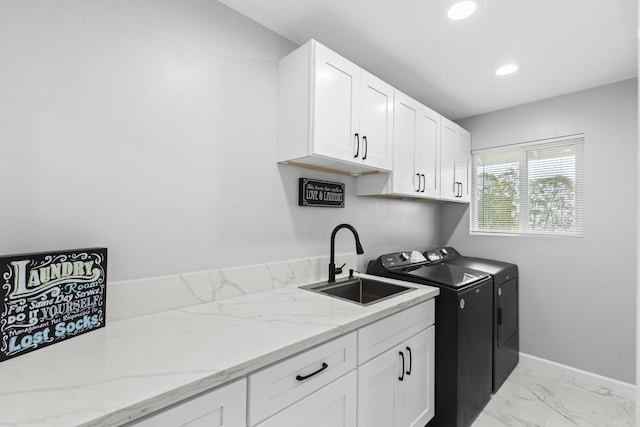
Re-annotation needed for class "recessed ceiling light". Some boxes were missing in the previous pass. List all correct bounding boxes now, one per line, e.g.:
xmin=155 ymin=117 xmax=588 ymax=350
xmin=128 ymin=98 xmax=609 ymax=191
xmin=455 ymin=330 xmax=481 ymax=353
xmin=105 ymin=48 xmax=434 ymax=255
xmin=448 ymin=1 xmax=477 ymax=20
xmin=495 ymin=63 xmax=521 ymax=76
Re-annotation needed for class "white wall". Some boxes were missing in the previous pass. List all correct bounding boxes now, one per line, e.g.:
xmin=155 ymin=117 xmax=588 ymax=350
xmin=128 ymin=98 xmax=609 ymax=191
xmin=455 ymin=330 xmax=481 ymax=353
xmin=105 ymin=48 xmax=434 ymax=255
xmin=0 ymin=0 xmax=440 ymax=281
xmin=442 ymin=79 xmax=638 ymax=383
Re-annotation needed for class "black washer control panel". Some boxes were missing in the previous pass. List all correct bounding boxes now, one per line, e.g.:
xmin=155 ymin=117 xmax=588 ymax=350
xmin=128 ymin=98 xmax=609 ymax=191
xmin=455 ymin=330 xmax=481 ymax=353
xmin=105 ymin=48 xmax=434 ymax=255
xmin=424 ymin=246 xmax=461 ymax=262
xmin=380 ymin=251 xmax=428 ymax=270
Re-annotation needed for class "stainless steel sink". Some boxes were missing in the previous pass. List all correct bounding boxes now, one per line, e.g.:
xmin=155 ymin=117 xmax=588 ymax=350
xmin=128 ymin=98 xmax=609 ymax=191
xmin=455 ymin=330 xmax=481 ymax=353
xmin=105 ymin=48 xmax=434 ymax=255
xmin=301 ymin=276 xmax=415 ymax=306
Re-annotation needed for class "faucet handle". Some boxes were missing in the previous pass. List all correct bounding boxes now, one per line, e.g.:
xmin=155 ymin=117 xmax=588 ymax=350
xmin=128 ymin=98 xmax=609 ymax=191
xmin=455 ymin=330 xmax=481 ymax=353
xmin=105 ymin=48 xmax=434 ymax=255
xmin=334 ymin=262 xmax=347 ymax=275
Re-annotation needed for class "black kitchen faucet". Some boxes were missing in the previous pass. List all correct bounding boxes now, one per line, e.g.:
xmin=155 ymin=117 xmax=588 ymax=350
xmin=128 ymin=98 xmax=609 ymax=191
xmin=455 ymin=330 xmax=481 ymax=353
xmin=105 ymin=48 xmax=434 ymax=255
xmin=328 ymin=224 xmax=364 ymax=283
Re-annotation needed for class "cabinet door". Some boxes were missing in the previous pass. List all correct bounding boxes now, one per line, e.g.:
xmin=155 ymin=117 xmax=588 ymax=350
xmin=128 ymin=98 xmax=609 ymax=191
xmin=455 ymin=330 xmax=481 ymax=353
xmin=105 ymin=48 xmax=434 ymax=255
xmin=440 ymin=118 xmax=470 ymax=202
xmin=359 ymin=71 xmax=393 ymax=171
xmin=415 ymin=106 xmax=440 ymax=199
xmin=312 ymin=43 xmax=360 ymax=164
xmin=392 ymin=92 xmax=420 ymax=196
xmin=455 ymin=127 xmax=471 ymax=202
xmin=357 ymin=346 xmax=402 ymax=427
xmin=399 ymin=327 xmax=435 ymax=427
xmin=128 ymin=378 xmax=246 ymax=427
xmin=440 ymin=117 xmax=458 ymax=201
xmin=255 ymin=371 xmax=357 ymax=427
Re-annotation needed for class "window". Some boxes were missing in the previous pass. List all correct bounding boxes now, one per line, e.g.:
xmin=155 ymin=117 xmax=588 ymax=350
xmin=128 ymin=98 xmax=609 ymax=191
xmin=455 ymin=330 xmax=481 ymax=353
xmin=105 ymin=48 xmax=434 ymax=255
xmin=471 ymin=134 xmax=584 ymax=237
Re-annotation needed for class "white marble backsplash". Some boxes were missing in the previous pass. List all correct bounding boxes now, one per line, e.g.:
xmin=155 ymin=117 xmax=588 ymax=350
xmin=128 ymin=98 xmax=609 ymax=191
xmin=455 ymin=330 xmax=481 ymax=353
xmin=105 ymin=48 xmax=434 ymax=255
xmin=106 ymin=253 xmax=357 ymax=321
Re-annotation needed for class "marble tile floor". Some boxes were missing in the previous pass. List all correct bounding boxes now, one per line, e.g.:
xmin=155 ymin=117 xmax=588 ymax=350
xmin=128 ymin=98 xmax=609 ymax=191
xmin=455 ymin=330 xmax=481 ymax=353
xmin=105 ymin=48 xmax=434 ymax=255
xmin=471 ymin=362 xmax=636 ymax=427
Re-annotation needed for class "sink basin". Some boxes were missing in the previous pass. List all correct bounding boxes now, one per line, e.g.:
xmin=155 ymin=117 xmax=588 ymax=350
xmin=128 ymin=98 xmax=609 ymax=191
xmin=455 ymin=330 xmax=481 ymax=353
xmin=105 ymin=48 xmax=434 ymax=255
xmin=301 ymin=277 xmax=415 ymax=306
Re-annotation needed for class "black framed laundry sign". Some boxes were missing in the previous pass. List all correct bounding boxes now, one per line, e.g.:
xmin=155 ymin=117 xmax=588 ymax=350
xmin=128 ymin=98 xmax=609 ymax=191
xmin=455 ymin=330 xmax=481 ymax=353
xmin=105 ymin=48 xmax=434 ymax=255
xmin=299 ymin=178 xmax=345 ymax=208
xmin=0 ymin=248 xmax=107 ymax=362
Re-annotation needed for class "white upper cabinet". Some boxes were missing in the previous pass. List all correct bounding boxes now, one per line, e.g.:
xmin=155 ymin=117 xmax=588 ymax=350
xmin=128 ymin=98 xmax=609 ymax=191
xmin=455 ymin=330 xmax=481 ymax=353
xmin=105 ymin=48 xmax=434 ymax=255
xmin=414 ymin=99 xmax=440 ymax=199
xmin=277 ymin=39 xmax=393 ymax=175
xmin=312 ymin=44 xmax=360 ymax=164
xmin=279 ymin=39 xmax=471 ymax=202
xmin=358 ymin=71 xmax=394 ymax=170
xmin=357 ymin=90 xmax=439 ymax=199
xmin=391 ymin=92 xmax=421 ymax=195
xmin=440 ymin=117 xmax=471 ymax=202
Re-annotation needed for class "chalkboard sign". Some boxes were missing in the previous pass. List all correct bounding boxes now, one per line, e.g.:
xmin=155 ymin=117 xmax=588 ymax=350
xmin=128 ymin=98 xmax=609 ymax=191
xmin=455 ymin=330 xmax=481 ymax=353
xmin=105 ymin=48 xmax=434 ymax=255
xmin=0 ymin=248 xmax=107 ymax=362
xmin=299 ymin=178 xmax=345 ymax=208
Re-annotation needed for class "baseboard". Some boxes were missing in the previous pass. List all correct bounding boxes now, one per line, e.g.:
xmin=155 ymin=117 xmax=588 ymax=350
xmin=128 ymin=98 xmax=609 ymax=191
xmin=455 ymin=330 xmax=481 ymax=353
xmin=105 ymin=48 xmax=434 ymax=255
xmin=519 ymin=352 xmax=636 ymax=397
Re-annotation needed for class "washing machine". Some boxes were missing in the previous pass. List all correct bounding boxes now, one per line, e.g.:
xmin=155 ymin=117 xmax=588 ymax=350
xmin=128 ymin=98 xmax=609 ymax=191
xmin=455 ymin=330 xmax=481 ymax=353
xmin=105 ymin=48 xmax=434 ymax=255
xmin=424 ymin=247 xmax=519 ymax=392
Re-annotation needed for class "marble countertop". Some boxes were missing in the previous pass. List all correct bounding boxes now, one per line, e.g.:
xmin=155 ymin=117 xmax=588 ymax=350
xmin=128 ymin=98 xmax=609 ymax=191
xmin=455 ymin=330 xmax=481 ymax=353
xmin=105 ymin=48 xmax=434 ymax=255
xmin=0 ymin=273 xmax=438 ymax=427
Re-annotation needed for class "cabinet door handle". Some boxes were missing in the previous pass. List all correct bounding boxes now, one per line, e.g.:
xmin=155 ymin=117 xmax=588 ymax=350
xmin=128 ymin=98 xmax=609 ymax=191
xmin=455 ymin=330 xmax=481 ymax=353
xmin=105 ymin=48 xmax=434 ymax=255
xmin=362 ymin=136 xmax=368 ymax=160
xmin=415 ymin=173 xmax=421 ymax=192
xmin=398 ymin=351 xmax=405 ymax=381
xmin=354 ymin=133 xmax=360 ymax=158
xmin=295 ymin=362 xmax=328 ymax=381
xmin=421 ymin=174 xmax=426 ymax=193
xmin=459 ymin=182 xmax=463 ymax=197
xmin=498 ymin=308 xmax=502 ymax=326
xmin=406 ymin=346 xmax=412 ymax=375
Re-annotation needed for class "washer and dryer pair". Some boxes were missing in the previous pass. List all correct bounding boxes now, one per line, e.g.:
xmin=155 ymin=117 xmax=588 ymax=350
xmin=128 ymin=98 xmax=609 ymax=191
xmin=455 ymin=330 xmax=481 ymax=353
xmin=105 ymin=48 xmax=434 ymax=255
xmin=367 ymin=247 xmax=518 ymax=427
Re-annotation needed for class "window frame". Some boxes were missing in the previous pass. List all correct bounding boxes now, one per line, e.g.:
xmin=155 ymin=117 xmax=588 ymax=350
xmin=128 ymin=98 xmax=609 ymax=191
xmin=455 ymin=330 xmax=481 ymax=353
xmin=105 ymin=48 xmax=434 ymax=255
xmin=470 ymin=134 xmax=585 ymax=238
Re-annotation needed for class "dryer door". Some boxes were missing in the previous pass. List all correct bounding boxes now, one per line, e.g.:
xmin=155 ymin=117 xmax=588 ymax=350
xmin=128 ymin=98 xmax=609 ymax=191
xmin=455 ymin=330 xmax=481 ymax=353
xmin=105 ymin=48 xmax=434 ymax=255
xmin=497 ymin=278 xmax=518 ymax=347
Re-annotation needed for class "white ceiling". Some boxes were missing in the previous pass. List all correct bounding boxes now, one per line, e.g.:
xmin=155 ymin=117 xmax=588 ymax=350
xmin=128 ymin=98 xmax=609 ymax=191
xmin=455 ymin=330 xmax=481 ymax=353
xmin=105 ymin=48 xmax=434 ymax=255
xmin=218 ymin=0 xmax=638 ymax=120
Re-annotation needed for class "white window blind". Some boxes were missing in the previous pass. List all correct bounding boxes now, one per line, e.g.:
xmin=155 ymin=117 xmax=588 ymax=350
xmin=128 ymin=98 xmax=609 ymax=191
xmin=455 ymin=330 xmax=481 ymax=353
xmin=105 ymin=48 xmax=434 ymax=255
xmin=471 ymin=134 xmax=584 ymax=237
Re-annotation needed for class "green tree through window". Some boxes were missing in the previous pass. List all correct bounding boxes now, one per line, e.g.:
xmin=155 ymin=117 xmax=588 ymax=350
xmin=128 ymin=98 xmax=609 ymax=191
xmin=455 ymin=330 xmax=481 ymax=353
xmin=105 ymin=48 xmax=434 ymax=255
xmin=529 ymin=175 xmax=575 ymax=232
xmin=477 ymin=169 xmax=518 ymax=231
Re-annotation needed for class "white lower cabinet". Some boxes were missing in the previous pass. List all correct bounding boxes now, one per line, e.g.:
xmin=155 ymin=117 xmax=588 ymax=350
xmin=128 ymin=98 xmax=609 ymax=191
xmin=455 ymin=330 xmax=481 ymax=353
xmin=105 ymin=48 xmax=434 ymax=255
xmin=358 ymin=328 xmax=435 ymax=427
xmin=399 ymin=328 xmax=436 ymax=427
xmin=127 ymin=378 xmax=246 ymax=427
xmin=248 ymin=332 xmax=357 ymax=426
xmin=255 ymin=370 xmax=357 ymax=427
xmin=129 ymin=300 xmax=436 ymax=427
xmin=357 ymin=301 xmax=435 ymax=427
